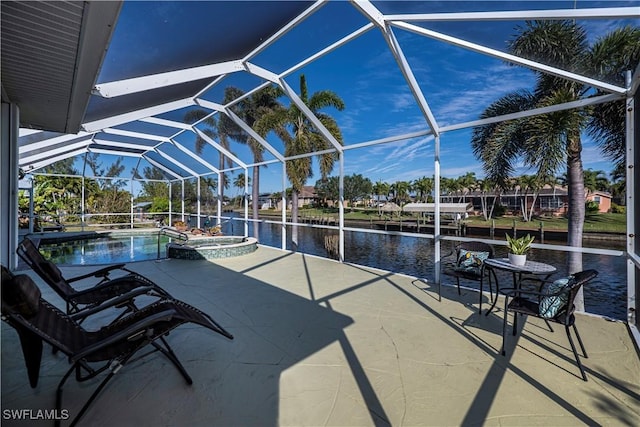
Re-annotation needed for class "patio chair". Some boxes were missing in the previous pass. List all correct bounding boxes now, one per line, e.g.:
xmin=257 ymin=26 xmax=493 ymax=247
xmin=442 ymin=241 xmax=497 ymax=312
xmin=500 ymin=269 xmax=599 ymax=381
xmin=1 ymin=269 xmax=233 ymax=427
xmin=16 ymin=237 xmax=172 ymax=319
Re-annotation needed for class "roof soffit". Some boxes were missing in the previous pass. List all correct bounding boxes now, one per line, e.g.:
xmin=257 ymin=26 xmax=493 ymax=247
xmin=1 ymin=1 xmax=122 ymax=133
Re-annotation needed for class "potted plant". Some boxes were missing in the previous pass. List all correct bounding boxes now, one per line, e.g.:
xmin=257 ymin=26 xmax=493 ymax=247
xmin=506 ymin=233 xmax=534 ymax=266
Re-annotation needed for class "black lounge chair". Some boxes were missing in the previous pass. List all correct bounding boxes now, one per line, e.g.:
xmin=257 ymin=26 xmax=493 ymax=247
xmin=1 ymin=267 xmax=233 ymax=427
xmin=500 ymin=269 xmax=599 ymax=381
xmin=17 ymin=237 xmax=171 ymax=319
xmin=442 ymin=241 xmax=497 ymax=311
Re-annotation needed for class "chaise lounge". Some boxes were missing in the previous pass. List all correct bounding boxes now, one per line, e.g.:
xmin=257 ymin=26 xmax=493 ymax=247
xmin=1 ymin=266 xmax=233 ymax=427
xmin=17 ymin=237 xmax=171 ymax=320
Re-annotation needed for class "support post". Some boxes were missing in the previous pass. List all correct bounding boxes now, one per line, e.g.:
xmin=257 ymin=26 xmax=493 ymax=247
xmin=217 ymin=172 xmax=222 ymax=225
xmin=168 ymin=181 xmax=173 ymax=227
xmin=82 ymin=152 xmax=88 ymax=230
xmin=28 ymin=179 xmax=34 ymax=234
xmin=338 ymin=152 xmax=345 ymax=262
xmin=197 ymin=177 xmax=201 ymax=229
xmin=81 ymin=176 xmax=86 ymax=230
xmin=281 ymin=162 xmax=287 ymax=250
xmin=130 ymin=178 xmax=134 ymax=229
xmin=434 ymin=135 xmax=441 ymax=300
xmin=181 ymin=179 xmax=185 ymax=222
xmin=244 ymin=169 xmax=249 ymax=237
xmin=0 ymin=102 xmax=20 ymax=269
xmin=626 ymin=70 xmax=638 ymax=336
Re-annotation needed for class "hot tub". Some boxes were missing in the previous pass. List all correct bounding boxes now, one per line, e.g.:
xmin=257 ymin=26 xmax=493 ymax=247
xmin=166 ymin=236 xmax=258 ymax=260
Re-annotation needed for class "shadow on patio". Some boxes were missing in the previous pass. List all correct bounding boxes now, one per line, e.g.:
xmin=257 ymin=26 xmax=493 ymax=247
xmin=2 ymin=246 xmax=639 ymax=426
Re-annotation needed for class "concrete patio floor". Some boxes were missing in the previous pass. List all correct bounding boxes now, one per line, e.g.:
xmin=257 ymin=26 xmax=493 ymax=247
xmin=2 ymin=245 xmax=639 ymax=426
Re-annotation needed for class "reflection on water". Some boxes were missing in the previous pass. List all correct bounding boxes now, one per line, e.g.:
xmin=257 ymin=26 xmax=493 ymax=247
xmin=41 ymin=235 xmax=172 ymax=265
xmin=250 ymin=222 xmax=627 ymax=321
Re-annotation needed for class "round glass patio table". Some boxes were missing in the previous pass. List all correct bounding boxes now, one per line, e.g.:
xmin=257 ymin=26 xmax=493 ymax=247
xmin=482 ymin=258 xmax=557 ymax=315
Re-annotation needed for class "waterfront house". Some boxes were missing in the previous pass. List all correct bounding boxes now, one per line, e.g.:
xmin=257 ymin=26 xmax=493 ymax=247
xmin=466 ymin=185 xmax=613 ymax=217
xmin=586 ymin=190 xmax=613 ymax=213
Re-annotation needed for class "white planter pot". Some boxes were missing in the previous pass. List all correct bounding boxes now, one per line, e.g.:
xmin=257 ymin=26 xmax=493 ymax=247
xmin=508 ymin=253 xmax=527 ymax=266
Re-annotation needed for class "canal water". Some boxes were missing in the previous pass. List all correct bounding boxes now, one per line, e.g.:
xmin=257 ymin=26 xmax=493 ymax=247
xmin=233 ymin=219 xmax=628 ymax=321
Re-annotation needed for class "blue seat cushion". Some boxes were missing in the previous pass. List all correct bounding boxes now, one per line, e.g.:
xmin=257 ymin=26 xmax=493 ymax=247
xmin=454 ymin=249 xmax=489 ymax=276
xmin=539 ymin=276 xmax=573 ymax=319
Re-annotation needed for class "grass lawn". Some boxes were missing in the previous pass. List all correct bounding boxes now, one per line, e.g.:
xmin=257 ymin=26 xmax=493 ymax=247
xmin=288 ymin=208 xmax=627 ymax=234
xmin=465 ymin=213 xmax=626 ymax=234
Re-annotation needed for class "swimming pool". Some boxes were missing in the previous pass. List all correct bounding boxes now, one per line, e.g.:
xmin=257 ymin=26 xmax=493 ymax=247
xmin=39 ymin=234 xmax=173 ymax=265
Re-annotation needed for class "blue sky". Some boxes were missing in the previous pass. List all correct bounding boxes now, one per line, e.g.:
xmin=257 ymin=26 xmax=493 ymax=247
xmin=82 ymin=1 xmax=639 ymax=196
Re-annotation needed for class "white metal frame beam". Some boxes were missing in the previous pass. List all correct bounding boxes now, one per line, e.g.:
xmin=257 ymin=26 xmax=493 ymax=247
xmin=91 ymin=139 xmax=158 ymax=151
xmin=102 ymin=127 xmax=170 ymax=142
xmin=155 ymin=149 xmax=200 ymax=177
xmin=223 ymin=108 xmax=285 ymax=162
xmin=171 ymin=140 xmax=220 ymax=173
xmin=82 ymin=98 xmax=196 ymax=132
xmin=88 ymin=148 xmax=142 ymax=157
xmin=93 ymin=60 xmax=245 ymax=98
xmin=440 ymin=93 xmax=624 ymax=133
xmin=143 ymin=155 xmax=183 ymax=180
xmin=391 ymin=21 xmax=627 ymax=95
xmin=191 ymin=113 xmax=248 ymax=168
xmin=279 ymin=78 xmax=345 ymax=151
xmin=19 ymin=132 xmax=94 ymax=154
xmin=139 ymin=116 xmax=192 ymax=130
xmin=25 ymin=148 xmax=89 ymax=172
xmin=386 ymin=25 xmax=440 ymax=136
xmin=19 ymin=139 xmax=93 ymax=166
xmin=385 ymin=7 xmax=640 ymax=22
xmin=353 ymin=0 xmax=440 ymax=136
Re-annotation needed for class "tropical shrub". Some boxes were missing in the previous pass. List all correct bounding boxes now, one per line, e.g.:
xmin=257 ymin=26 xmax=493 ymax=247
xmin=611 ymin=203 xmax=626 ymax=214
xmin=585 ymin=201 xmax=600 ymax=214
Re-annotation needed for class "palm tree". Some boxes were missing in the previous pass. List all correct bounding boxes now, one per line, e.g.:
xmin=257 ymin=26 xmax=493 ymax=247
xmin=224 ymin=85 xmax=283 ymax=237
xmin=518 ymin=174 xmax=543 ymax=222
xmin=476 ymin=178 xmax=499 ymax=220
xmin=609 ymin=164 xmax=626 ymax=204
xmin=233 ymin=173 xmax=250 ymax=207
xmin=391 ymin=181 xmax=411 ymax=206
xmin=439 ymin=177 xmax=455 ymax=202
xmin=457 ymin=172 xmax=477 ymax=204
xmin=471 ymin=21 xmax=639 ymax=298
xmin=588 ymin=26 xmax=640 ymax=174
xmin=184 ymin=86 xmax=282 ymax=232
xmin=256 ymin=74 xmax=344 ymax=247
xmin=583 ymin=169 xmax=610 ymax=194
xmin=412 ymin=176 xmax=433 ymax=202
xmin=183 ymin=110 xmax=229 ymax=206
xmin=447 ymin=177 xmax=463 ymax=203
xmin=372 ymin=180 xmax=390 ymax=215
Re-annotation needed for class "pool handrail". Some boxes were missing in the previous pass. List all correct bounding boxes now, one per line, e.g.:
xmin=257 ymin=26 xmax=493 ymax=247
xmin=158 ymin=227 xmax=189 ymax=259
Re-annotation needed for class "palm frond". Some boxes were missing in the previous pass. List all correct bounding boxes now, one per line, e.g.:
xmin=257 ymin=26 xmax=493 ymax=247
xmin=587 ymin=25 xmax=640 ymax=86
xmin=509 ymin=20 xmax=588 ymax=72
xmin=471 ymin=91 xmax=535 ymax=188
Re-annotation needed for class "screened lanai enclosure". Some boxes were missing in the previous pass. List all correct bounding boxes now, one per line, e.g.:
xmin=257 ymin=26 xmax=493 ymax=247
xmin=1 ymin=1 xmax=639 ymax=344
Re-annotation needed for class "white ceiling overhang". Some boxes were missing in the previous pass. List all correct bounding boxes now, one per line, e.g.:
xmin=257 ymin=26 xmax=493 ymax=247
xmin=1 ymin=0 xmax=122 ymax=133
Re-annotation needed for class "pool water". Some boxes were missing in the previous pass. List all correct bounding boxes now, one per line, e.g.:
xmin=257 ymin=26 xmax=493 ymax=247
xmin=40 ymin=235 xmax=173 ymax=265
